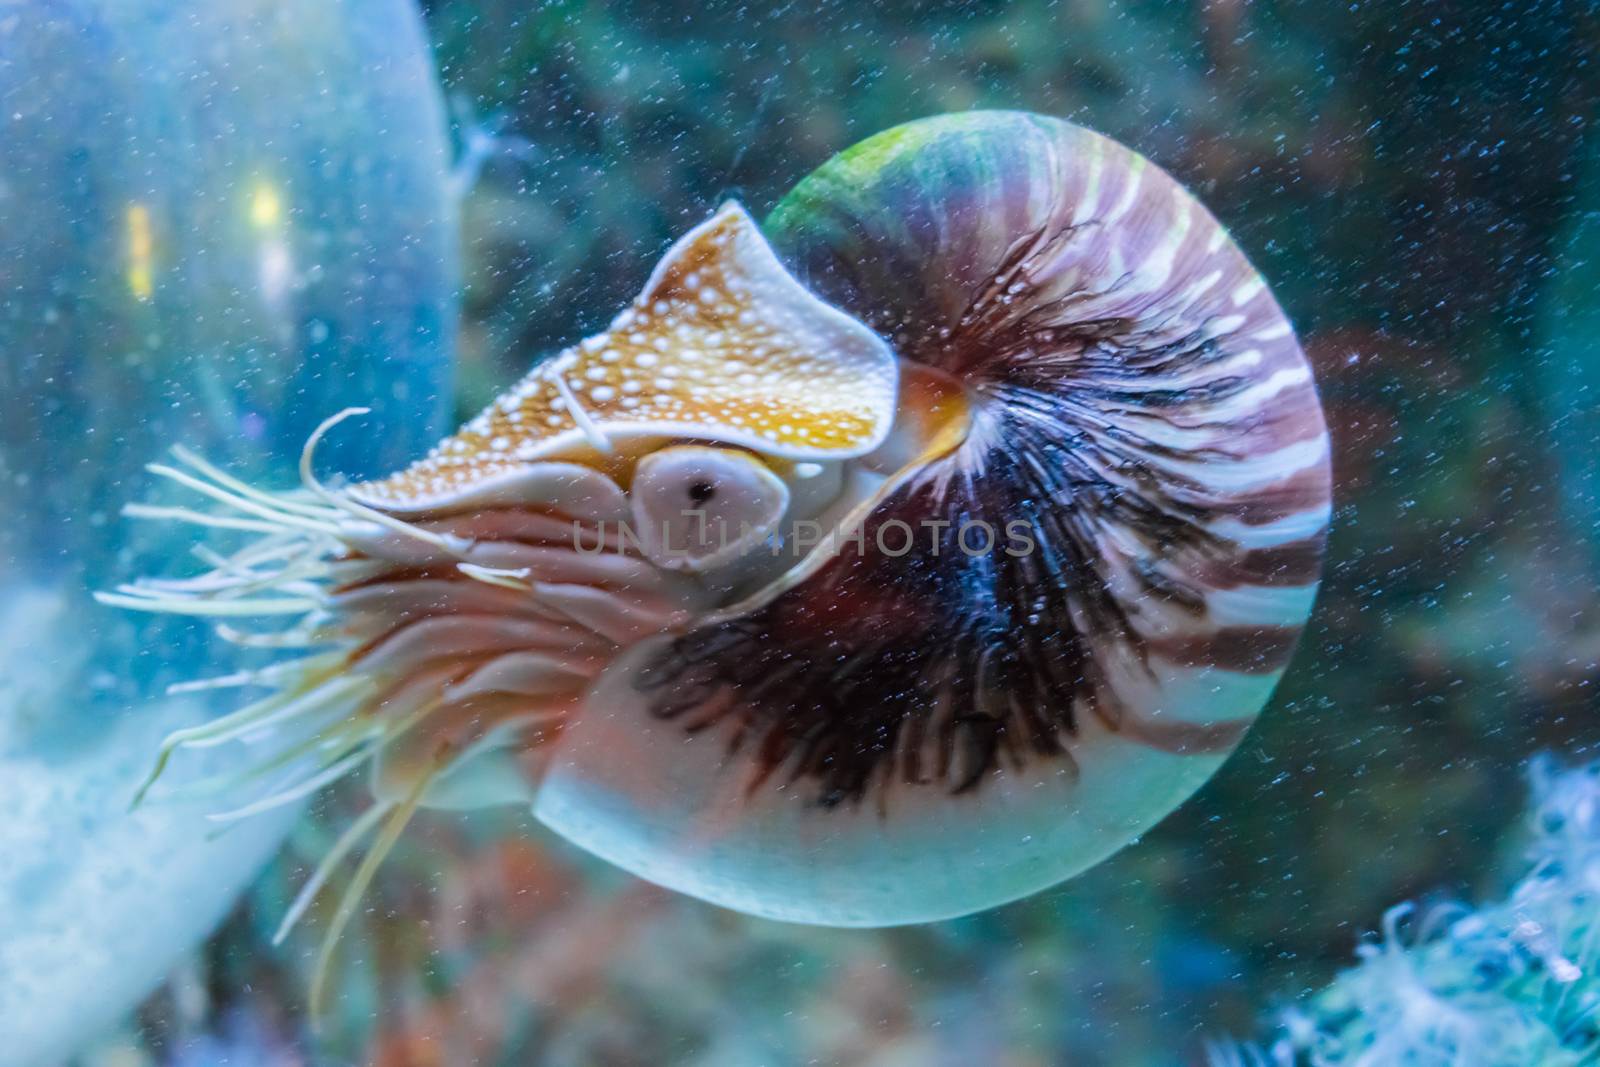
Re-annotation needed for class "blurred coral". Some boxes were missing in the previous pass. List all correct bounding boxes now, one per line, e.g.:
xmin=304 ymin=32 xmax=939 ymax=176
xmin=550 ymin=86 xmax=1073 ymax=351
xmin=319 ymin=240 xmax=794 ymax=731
xmin=1220 ymin=756 xmax=1600 ymax=1066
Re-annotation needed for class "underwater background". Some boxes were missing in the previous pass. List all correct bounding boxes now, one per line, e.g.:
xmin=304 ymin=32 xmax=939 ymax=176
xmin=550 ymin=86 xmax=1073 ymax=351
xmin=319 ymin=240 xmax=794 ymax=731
xmin=2 ymin=0 xmax=1599 ymax=1064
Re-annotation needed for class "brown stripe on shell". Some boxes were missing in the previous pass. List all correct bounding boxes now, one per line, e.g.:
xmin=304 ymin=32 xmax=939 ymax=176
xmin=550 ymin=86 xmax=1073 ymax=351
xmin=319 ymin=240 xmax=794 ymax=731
xmin=1149 ymin=625 xmax=1302 ymax=674
xmin=1198 ymin=461 xmax=1332 ymax=527
xmin=1114 ymin=378 xmax=1327 ymax=453
xmin=1198 ymin=536 xmax=1327 ymax=589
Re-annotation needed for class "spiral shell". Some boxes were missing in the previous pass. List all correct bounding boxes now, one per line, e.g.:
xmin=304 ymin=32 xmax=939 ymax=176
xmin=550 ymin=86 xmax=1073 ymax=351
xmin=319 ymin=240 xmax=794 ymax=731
xmin=535 ymin=112 xmax=1331 ymax=923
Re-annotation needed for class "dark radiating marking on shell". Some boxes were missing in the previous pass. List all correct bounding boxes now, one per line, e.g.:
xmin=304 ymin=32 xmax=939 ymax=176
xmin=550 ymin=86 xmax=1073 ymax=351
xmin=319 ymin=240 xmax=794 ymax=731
xmin=636 ymin=517 xmax=1097 ymax=808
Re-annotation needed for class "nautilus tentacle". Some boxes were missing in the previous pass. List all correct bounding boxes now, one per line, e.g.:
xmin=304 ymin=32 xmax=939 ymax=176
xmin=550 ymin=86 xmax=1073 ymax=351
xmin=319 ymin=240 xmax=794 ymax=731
xmin=534 ymin=112 xmax=1331 ymax=923
xmin=105 ymin=112 xmax=1329 ymax=949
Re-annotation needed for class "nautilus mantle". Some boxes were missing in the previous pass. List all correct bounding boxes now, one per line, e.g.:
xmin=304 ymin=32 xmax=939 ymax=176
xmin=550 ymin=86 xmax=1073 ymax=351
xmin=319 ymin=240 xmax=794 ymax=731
xmin=107 ymin=112 xmax=1331 ymax=941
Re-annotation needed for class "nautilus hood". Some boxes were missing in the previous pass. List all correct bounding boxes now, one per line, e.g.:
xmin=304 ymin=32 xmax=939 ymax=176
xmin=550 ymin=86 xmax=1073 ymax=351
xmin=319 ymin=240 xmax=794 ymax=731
xmin=352 ymin=202 xmax=901 ymax=513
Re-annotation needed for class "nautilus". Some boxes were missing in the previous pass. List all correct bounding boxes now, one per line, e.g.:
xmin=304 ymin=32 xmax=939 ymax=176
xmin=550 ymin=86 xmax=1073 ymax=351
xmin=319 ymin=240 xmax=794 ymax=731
xmin=104 ymin=112 xmax=1330 ymax=981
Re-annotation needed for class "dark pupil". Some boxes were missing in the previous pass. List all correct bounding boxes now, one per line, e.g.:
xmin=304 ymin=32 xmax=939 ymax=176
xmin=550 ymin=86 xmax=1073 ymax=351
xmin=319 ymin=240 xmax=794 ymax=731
xmin=687 ymin=480 xmax=716 ymax=504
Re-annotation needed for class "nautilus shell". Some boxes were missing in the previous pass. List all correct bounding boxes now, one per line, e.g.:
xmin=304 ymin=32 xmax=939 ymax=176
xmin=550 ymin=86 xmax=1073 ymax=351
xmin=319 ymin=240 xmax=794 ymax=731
xmin=107 ymin=112 xmax=1330 ymax=952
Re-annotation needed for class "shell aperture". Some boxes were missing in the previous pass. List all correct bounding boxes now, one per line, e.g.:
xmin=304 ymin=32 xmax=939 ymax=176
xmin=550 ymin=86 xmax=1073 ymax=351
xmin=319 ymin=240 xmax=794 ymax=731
xmin=105 ymin=112 xmax=1329 ymax=946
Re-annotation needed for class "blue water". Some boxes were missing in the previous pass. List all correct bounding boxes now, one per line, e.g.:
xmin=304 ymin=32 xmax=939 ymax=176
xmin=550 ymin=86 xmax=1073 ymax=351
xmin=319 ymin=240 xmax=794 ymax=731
xmin=0 ymin=3 xmax=455 ymax=1061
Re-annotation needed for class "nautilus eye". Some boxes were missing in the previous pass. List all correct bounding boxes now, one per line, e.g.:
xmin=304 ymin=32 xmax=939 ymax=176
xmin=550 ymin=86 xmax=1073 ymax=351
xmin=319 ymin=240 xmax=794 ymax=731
xmin=629 ymin=446 xmax=790 ymax=572
xmin=107 ymin=110 xmax=1330 ymax=957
